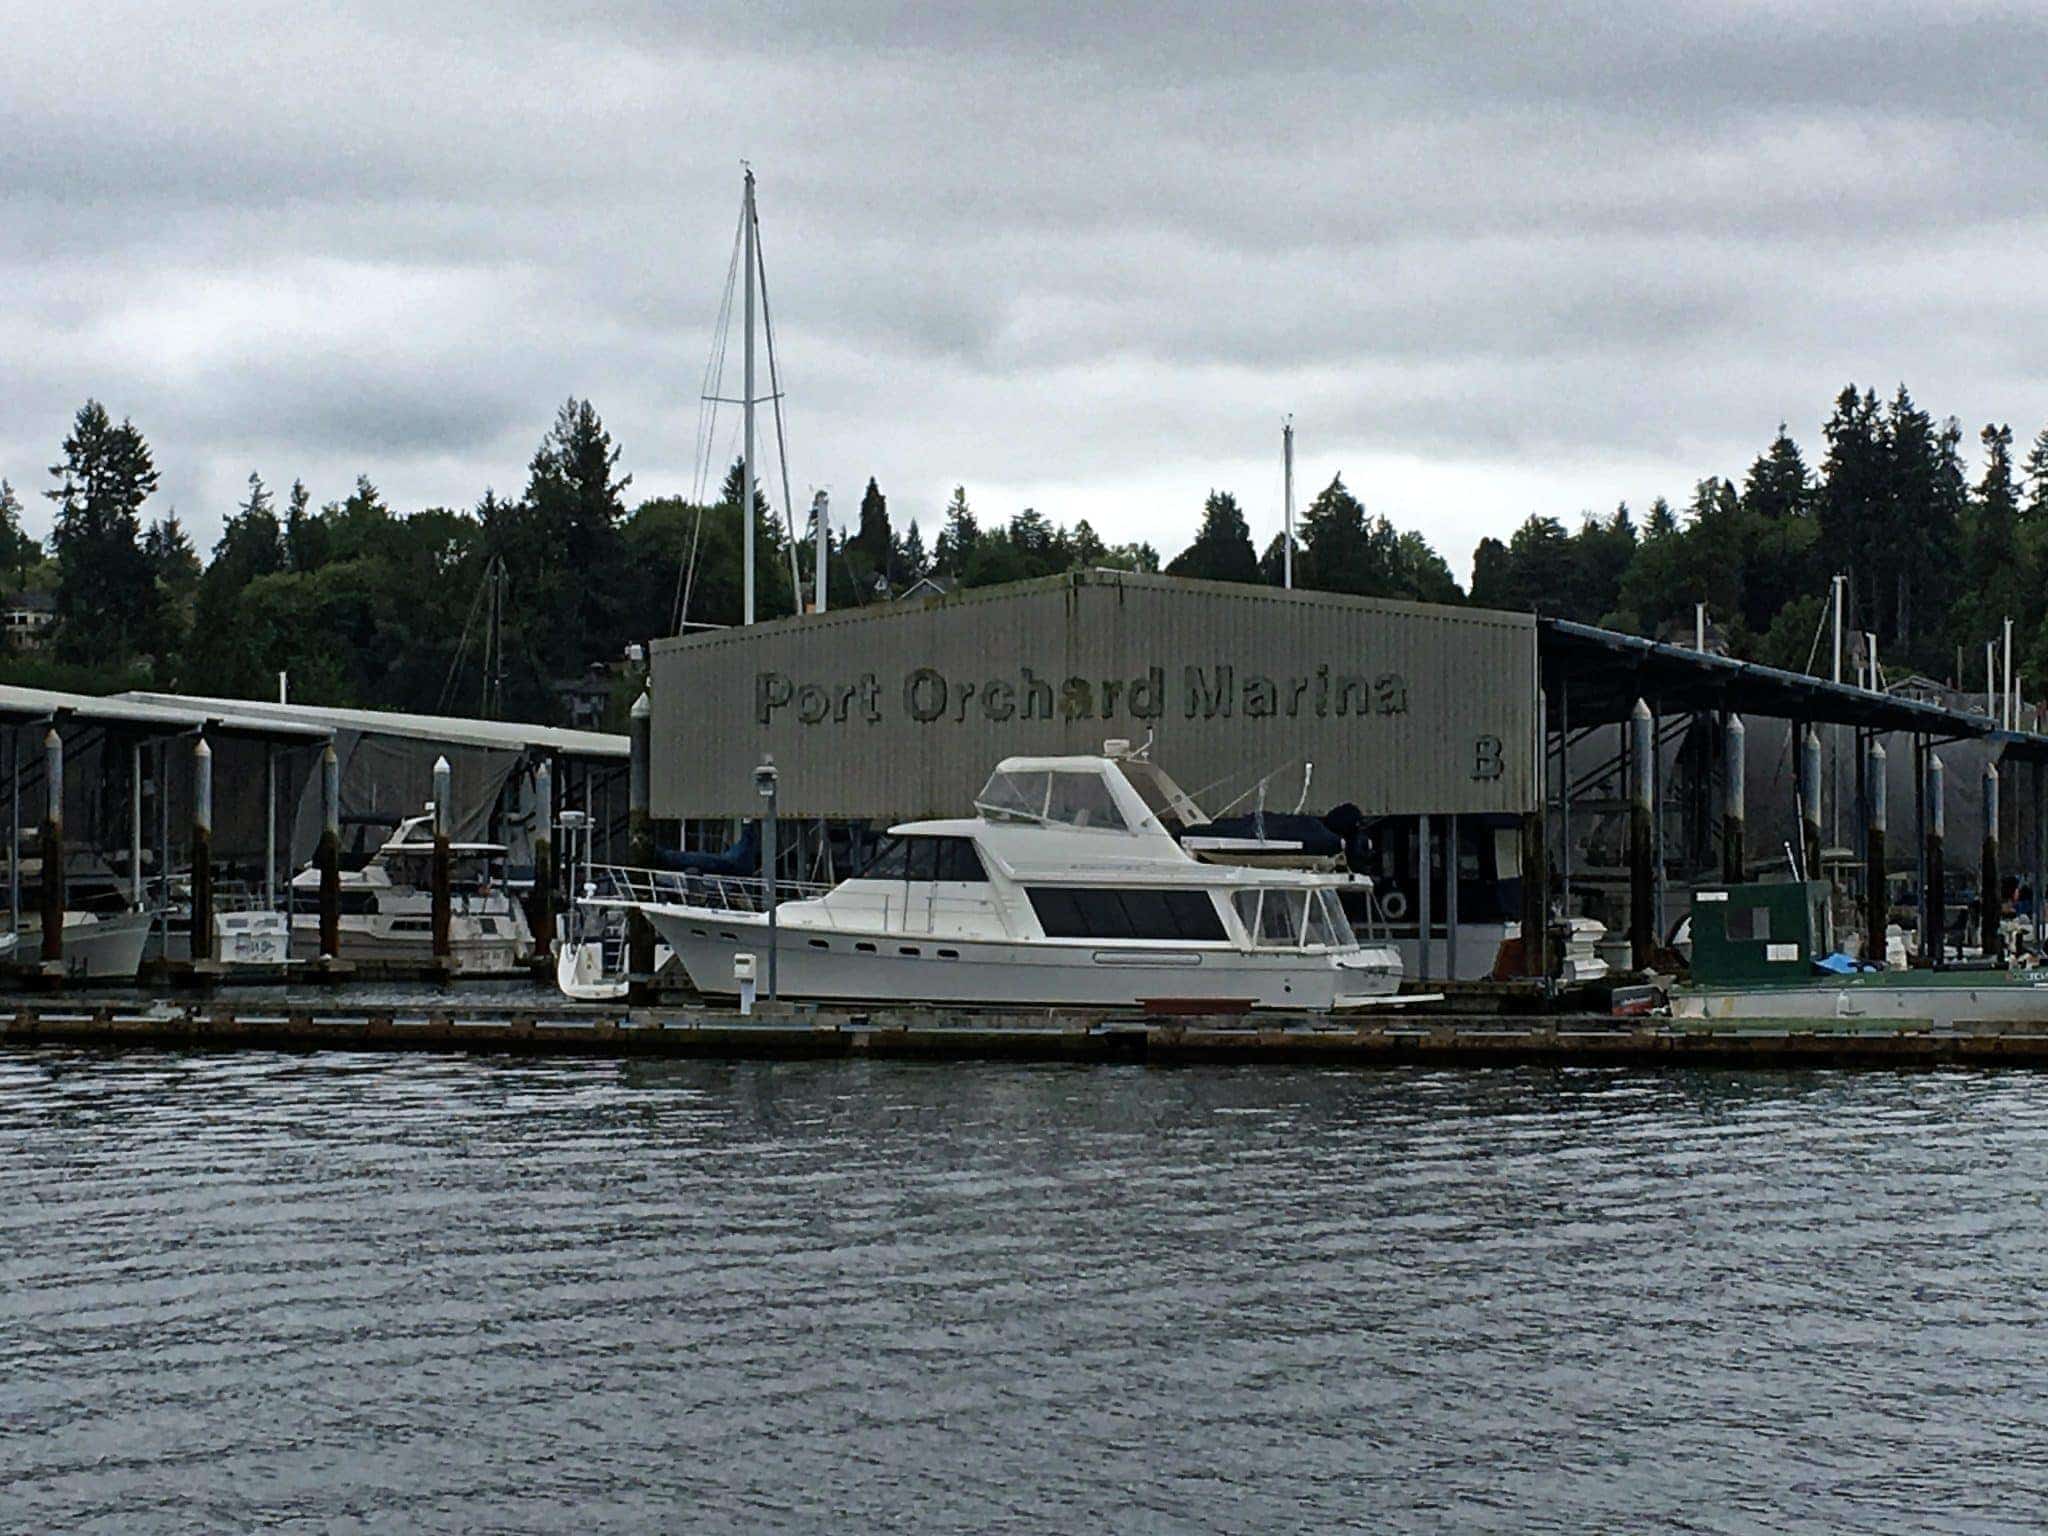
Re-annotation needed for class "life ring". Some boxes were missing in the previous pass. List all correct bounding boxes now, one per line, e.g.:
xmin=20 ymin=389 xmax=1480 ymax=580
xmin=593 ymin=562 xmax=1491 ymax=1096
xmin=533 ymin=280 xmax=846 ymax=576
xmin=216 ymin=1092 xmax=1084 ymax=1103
xmin=1380 ymin=888 xmax=1410 ymax=921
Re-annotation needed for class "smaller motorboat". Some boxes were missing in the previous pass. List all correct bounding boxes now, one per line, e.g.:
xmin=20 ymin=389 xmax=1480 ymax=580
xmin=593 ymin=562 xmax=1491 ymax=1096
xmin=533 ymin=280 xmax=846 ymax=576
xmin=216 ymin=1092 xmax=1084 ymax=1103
xmin=288 ymin=804 xmax=534 ymax=973
xmin=5 ymin=908 xmax=157 ymax=980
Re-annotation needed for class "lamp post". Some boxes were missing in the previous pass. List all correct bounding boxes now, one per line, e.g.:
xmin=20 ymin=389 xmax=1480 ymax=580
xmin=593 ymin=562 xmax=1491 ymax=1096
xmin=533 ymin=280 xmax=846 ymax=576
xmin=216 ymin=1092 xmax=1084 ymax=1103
xmin=754 ymin=756 xmax=778 ymax=1001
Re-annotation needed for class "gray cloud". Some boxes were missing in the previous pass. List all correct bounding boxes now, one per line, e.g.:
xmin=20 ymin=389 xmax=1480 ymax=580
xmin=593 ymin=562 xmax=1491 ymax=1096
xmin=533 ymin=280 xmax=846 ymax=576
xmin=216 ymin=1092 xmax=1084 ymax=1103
xmin=2 ymin=0 xmax=2045 ymax=583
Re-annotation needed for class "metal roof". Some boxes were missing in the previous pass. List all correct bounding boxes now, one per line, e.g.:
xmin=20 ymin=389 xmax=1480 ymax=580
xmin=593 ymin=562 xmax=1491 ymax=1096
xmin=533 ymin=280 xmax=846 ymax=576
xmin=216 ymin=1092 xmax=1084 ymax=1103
xmin=1540 ymin=619 xmax=2048 ymax=747
xmin=120 ymin=692 xmax=627 ymax=760
xmin=0 ymin=685 xmax=331 ymax=743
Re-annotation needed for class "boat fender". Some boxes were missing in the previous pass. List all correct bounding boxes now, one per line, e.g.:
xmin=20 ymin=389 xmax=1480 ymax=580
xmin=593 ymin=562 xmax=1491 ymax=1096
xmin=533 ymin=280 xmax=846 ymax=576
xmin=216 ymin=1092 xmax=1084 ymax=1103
xmin=1380 ymin=889 xmax=1409 ymax=921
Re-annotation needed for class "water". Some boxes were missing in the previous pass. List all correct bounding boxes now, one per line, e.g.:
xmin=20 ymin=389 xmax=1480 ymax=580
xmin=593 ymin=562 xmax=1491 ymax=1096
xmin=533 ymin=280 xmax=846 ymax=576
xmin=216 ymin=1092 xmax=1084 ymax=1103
xmin=5 ymin=1054 xmax=2048 ymax=1534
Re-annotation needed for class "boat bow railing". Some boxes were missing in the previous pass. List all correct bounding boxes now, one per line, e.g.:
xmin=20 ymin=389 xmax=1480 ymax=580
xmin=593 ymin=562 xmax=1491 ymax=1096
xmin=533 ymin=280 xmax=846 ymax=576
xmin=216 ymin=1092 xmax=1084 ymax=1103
xmin=578 ymin=864 xmax=831 ymax=915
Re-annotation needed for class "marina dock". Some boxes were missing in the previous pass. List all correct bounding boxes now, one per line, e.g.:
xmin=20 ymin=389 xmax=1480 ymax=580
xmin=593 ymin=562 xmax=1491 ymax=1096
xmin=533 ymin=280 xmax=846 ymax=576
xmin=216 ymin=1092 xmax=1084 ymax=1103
xmin=11 ymin=998 xmax=2048 ymax=1069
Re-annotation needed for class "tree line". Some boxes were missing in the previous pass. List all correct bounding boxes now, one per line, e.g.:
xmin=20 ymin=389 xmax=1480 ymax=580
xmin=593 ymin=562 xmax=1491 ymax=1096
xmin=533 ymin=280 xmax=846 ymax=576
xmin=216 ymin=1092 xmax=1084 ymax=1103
xmin=6 ymin=382 xmax=2043 ymax=723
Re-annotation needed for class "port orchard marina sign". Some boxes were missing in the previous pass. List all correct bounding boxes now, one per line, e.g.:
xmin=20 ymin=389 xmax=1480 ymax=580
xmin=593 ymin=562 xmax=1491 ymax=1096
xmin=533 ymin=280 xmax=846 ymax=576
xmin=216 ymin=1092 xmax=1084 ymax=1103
xmin=651 ymin=571 xmax=1539 ymax=822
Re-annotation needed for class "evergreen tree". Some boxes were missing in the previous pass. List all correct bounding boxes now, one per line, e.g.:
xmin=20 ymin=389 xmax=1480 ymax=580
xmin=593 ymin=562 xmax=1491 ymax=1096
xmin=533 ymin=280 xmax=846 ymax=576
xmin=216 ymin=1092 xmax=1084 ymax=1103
xmin=284 ymin=477 xmax=327 ymax=572
xmin=897 ymin=520 xmax=928 ymax=582
xmin=1165 ymin=490 xmax=1259 ymax=583
xmin=525 ymin=397 xmax=631 ymax=665
xmin=1296 ymin=476 xmax=1374 ymax=594
xmin=0 ymin=479 xmax=36 ymax=590
xmin=1964 ymin=423 xmax=2024 ymax=645
xmin=852 ymin=477 xmax=892 ymax=581
xmin=1738 ymin=428 xmax=1819 ymax=634
xmin=1067 ymin=519 xmax=1107 ymax=568
xmin=140 ymin=513 xmax=201 ymax=676
xmin=932 ymin=486 xmax=979 ymax=576
xmin=45 ymin=399 xmax=159 ymax=663
xmin=2023 ymin=425 xmax=2048 ymax=525
xmin=1644 ymin=496 xmax=1679 ymax=538
xmin=1819 ymin=385 xmax=1884 ymax=633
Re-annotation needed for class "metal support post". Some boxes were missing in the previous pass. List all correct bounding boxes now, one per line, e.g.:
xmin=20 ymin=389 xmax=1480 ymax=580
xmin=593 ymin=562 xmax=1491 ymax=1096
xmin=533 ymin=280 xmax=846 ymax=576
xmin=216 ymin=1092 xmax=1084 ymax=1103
xmin=431 ymin=756 xmax=453 ymax=964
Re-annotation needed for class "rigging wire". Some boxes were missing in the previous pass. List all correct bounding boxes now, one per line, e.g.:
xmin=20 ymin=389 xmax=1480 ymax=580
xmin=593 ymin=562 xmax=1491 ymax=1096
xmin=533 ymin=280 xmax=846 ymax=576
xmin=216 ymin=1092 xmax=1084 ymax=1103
xmin=750 ymin=200 xmax=806 ymax=611
xmin=674 ymin=202 xmax=747 ymax=635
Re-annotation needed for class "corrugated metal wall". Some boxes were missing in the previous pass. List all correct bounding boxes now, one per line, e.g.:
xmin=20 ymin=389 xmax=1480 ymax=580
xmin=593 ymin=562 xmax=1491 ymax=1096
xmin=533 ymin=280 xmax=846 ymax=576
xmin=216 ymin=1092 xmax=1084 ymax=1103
xmin=652 ymin=571 xmax=1539 ymax=821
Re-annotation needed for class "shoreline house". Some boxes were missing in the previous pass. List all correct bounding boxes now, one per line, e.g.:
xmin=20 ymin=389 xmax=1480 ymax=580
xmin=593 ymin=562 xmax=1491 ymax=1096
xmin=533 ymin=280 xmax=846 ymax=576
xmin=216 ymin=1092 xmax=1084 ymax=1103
xmin=2 ymin=591 xmax=54 ymax=651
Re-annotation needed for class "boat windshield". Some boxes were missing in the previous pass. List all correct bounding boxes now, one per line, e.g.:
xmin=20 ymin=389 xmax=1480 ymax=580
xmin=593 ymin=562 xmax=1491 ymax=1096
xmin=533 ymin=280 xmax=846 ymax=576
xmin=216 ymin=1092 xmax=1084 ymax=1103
xmin=977 ymin=768 xmax=1130 ymax=832
xmin=1233 ymin=887 xmax=1354 ymax=949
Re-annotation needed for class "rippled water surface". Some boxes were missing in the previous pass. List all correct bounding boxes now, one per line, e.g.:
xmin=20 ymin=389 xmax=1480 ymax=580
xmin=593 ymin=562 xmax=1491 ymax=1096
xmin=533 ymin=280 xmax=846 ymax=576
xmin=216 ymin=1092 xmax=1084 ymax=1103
xmin=7 ymin=1054 xmax=2048 ymax=1533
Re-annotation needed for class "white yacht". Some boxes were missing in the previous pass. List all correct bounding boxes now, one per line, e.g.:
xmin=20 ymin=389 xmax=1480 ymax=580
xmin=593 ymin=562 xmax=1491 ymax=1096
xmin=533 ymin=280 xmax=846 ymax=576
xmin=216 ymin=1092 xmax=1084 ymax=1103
xmin=288 ymin=808 xmax=534 ymax=973
xmin=618 ymin=747 xmax=1404 ymax=1012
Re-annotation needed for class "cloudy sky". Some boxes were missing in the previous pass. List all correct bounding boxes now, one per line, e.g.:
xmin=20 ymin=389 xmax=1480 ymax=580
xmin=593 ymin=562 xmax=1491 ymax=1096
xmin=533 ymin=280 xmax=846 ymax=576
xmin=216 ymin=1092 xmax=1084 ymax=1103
xmin=5 ymin=0 xmax=2046 ymax=583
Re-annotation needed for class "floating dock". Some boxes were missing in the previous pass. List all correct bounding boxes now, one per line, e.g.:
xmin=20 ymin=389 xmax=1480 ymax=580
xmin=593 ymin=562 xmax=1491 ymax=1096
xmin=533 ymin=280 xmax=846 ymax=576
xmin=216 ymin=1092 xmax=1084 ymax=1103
xmin=9 ymin=1000 xmax=2048 ymax=1068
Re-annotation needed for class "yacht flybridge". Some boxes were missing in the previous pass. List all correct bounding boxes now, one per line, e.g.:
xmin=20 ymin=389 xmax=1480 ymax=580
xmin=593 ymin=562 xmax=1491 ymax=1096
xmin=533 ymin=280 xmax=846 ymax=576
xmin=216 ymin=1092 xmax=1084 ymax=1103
xmin=591 ymin=746 xmax=1406 ymax=1011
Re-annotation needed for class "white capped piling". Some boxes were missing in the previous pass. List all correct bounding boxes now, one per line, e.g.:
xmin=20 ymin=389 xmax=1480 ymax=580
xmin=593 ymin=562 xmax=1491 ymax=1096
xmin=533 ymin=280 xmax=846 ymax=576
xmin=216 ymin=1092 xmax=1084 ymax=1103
xmin=530 ymin=758 xmax=555 ymax=956
xmin=40 ymin=727 xmax=63 ymax=966
xmin=755 ymin=756 xmax=779 ymax=1000
xmin=1629 ymin=699 xmax=1654 ymax=970
xmin=1983 ymin=761 xmax=2002 ymax=962
xmin=191 ymin=735 xmax=214 ymax=965
xmin=431 ymin=755 xmax=452 ymax=963
xmin=318 ymin=742 xmax=341 ymax=959
xmin=628 ymin=692 xmax=656 ymax=986
xmin=1926 ymin=754 xmax=1946 ymax=966
xmin=1799 ymin=726 xmax=1823 ymax=883
xmin=1722 ymin=713 xmax=1746 ymax=883
xmin=1864 ymin=739 xmax=1886 ymax=963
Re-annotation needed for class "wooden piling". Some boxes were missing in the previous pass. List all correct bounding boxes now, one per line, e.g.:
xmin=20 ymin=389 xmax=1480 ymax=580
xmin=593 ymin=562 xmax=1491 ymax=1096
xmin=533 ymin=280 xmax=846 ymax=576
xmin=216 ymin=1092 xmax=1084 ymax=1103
xmin=529 ymin=757 xmax=555 ymax=956
xmin=1983 ymin=761 xmax=2002 ymax=962
xmin=1722 ymin=712 xmax=1746 ymax=883
xmin=627 ymin=691 xmax=656 ymax=988
xmin=1864 ymin=738 xmax=1886 ymax=965
xmin=317 ymin=742 xmax=341 ymax=958
xmin=431 ymin=755 xmax=452 ymax=964
xmin=39 ymin=727 xmax=62 ymax=968
xmin=1799 ymin=725 xmax=1823 ymax=884
xmin=1926 ymin=754 xmax=1945 ymax=967
xmin=1629 ymin=699 xmax=1654 ymax=970
xmin=190 ymin=735 xmax=213 ymax=966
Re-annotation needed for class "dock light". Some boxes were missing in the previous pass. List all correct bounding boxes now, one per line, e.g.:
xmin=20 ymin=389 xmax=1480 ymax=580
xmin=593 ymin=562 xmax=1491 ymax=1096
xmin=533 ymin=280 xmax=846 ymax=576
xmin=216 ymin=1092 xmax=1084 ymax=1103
xmin=754 ymin=757 xmax=778 ymax=1001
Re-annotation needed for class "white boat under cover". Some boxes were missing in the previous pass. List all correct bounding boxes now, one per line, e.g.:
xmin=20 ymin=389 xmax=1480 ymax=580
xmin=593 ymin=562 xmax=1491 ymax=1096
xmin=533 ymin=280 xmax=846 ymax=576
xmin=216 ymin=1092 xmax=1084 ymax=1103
xmin=614 ymin=749 xmax=1405 ymax=1012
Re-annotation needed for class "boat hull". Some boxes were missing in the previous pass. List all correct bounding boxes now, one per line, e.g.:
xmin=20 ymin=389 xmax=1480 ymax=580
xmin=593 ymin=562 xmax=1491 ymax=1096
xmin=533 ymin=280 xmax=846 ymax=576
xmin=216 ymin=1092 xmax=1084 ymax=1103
xmin=644 ymin=905 xmax=1398 ymax=1011
xmin=288 ymin=914 xmax=527 ymax=974
xmin=12 ymin=911 xmax=155 ymax=980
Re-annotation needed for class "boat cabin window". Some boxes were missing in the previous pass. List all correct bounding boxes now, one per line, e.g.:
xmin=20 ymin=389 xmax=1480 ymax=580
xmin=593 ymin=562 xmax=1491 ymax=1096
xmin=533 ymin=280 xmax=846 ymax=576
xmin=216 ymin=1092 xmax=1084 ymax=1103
xmin=857 ymin=834 xmax=988 ymax=882
xmin=977 ymin=768 xmax=1131 ymax=832
xmin=1233 ymin=888 xmax=1353 ymax=948
xmin=1727 ymin=904 xmax=1770 ymax=942
xmin=1027 ymin=887 xmax=1226 ymax=941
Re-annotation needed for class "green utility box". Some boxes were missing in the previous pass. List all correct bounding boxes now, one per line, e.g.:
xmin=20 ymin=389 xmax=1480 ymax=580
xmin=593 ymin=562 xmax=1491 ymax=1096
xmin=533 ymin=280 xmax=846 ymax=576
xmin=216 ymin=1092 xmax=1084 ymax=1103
xmin=1689 ymin=881 xmax=1832 ymax=983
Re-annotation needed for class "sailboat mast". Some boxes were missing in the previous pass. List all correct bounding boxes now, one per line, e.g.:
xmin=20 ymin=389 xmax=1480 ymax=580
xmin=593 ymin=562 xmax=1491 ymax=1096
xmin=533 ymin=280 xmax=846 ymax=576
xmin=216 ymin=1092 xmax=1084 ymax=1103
xmin=1282 ymin=416 xmax=1294 ymax=590
xmin=742 ymin=168 xmax=758 ymax=626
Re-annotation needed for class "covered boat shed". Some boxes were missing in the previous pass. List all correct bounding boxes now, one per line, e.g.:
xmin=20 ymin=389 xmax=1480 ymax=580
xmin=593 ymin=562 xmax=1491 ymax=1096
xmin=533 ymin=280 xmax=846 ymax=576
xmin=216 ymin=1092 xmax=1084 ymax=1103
xmin=646 ymin=569 xmax=2048 ymax=983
